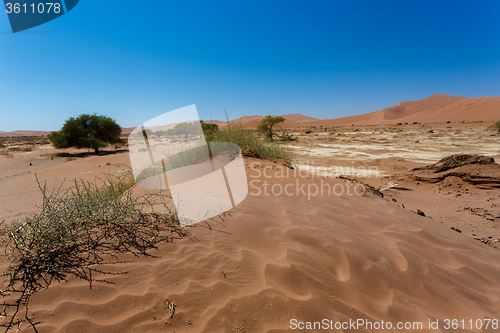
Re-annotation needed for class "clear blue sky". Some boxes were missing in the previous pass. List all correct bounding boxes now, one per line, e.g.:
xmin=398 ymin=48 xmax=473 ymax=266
xmin=1 ymin=0 xmax=499 ymax=131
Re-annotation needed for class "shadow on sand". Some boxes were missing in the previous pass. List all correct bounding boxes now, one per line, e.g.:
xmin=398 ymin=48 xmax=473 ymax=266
xmin=55 ymin=149 xmax=129 ymax=158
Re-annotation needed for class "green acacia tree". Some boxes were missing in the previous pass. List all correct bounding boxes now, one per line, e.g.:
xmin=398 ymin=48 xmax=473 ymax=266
xmin=257 ymin=115 xmax=285 ymax=142
xmin=201 ymin=121 xmax=220 ymax=141
xmin=48 ymin=114 xmax=123 ymax=154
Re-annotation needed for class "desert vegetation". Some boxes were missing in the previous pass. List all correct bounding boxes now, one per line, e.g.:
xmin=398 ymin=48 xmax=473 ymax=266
xmin=48 ymin=114 xmax=123 ymax=154
xmin=210 ymin=122 xmax=293 ymax=164
xmin=0 ymin=173 xmax=190 ymax=332
xmin=0 ymin=137 xmax=50 ymax=157
xmin=488 ymin=121 xmax=500 ymax=132
xmin=257 ymin=115 xmax=285 ymax=141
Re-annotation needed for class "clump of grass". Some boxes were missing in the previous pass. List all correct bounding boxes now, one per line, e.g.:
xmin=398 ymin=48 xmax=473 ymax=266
xmin=488 ymin=121 xmax=500 ymax=132
xmin=0 ymin=173 xmax=189 ymax=332
xmin=210 ymin=124 xmax=293 ymax=164
xmin=391 ymin=164 xmax=408 ymax=171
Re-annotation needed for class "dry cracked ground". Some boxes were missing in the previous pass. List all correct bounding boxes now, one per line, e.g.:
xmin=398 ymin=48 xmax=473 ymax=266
xmin=281 ymin=125 xmax=500 ymax=250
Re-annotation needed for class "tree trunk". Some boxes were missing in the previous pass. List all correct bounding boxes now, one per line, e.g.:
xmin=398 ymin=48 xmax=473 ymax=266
xmin=94 ymin=147 xmax=100 ymax=155
xmin=268 ymin=126 xmax=274 ymax=142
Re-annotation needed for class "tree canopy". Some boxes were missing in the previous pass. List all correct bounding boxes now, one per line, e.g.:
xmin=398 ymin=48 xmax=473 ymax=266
xmin=201 ymin=121 xmax=220 ymax=141
xmin=257 ymin=115 xmax=285 ymax=141
xmin=48 ymin=114 xmax=123 ymax=154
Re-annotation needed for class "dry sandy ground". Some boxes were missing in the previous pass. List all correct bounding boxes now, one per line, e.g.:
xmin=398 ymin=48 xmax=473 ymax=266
xmin=1 ymin=131 xmax=500 ymax=332
xmin=285 ymin=125 xmax=500 ymax=251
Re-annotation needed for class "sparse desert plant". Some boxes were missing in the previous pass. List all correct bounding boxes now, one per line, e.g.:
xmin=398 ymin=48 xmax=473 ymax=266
xmin=8 ymin=146 xmax=33 ymax=153
xmin=428 ymin=129 xmax=434 ymax=133
xmin=488 ymin=121 xmax=500 ymax=132
xmin=447 ymin=120 xmax=451 ymax=123
xmin=397 ymin=123 xmax=403 ymax=125
xmin=201 ymin=121 xmax=220 ymax=141
xmin=0 ymin=174 xmax=190 ymax=332
xmin=48 ymin=114 xmax=123 ymax=154
xmin=412 ymin=122 xmax=419 ymax=125
xmin=257 ymin=115 xmax=285 ymax=142
xmin=211 ymin=124 xmax=293 ymax=164
xmin=391 ymin=164 xmax=408 ymax=171
xmin=33 ymin=138 xmax=49 ymax=145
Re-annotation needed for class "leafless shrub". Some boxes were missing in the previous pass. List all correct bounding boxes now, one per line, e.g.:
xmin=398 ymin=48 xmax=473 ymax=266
xmin=0 ymin=174 xmax=191 ymax=332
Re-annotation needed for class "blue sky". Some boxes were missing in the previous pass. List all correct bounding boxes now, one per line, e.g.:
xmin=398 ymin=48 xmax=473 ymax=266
xmin=1 ymin=0 xmax=499 ymax=131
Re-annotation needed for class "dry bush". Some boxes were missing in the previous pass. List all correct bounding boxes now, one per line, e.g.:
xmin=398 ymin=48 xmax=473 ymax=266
xmin=212 ymin=124 xmax=293 ymax=164
xmin=488 ymin=121 xmax=500 ymax=132
xmin=35 ymin=138 xmax=49 ymax=145
xmin=391 ymin=164 xmax=408 ymax=171
xmin=0 ymin=174 xmax=190 ymax=332
xmin=354 ymin=158 xmax=382 ymax=167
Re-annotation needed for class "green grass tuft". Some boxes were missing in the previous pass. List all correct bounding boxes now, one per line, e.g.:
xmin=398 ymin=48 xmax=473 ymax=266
xmin=488 ymin=121 xmax=500 ymax=132
xmin=209 ymin=124 xmax=293 ymax=164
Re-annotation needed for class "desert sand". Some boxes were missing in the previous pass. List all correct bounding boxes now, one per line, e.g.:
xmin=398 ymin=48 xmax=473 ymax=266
xmin=1 ymin=118 xmax=500 ymax=332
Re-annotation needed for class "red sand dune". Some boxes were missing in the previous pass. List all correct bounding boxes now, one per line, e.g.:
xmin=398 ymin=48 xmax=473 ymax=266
xmin=217 ymin=113 xmax=318 ymax=129
xmin=220 ymin=115 xmax=305 ymax=129
xmin=121 ymin=127 xmax=136 ymax=135
xmin=280 ymin=113 xmax=320 ymax=123
xmin=305 ymin=94 xmax=500 ymax=127
xmin=1 ymin=157 xmax=497 ymax=332
xmin=0 ymin=130 xmax=51 ymax=137
xmin=2 ymin=140 xmax=500 ymax=331
xmin=215 ymin=93 xmax=499 ymax=129
xmin=5 ymin=93 xmax=497 ymax=137
xmin=203 ymin=120 xmax=226 ymax=126
xmin=395 ymin=96 xmax=500 ymax=124
xmin=380 ymin=93 xmax=465 ymax=120
xmin=239 ymin=118 xmax=303 ymax=129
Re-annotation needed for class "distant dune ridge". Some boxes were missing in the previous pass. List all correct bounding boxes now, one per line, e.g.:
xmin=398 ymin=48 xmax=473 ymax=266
xmin=2 ymin=94 xmax=499 ymax=136
xmin=217 ymin=113 xmax=319 ymax=129
xmin=300 ymin=94 xmax=500 ymax=127
xmin=0 ymin=130 xmax=51 ymax=137
xmin=218 ymin=94 xmax=500 ymax=129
